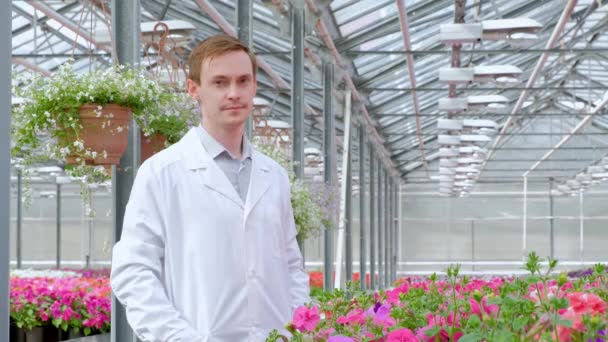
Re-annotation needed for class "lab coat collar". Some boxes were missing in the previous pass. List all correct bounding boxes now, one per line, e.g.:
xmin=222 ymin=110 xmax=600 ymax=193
xmin=178 ymin=128 xmax=272 ymax=215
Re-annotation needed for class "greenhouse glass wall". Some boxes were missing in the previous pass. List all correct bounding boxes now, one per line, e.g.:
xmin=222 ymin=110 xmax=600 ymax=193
xmin=3 ymin=0 xmax=608 ymax=341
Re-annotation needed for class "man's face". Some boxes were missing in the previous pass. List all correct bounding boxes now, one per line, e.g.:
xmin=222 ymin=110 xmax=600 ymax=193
xmin=187 ymin=50 xmax=256 ymax=132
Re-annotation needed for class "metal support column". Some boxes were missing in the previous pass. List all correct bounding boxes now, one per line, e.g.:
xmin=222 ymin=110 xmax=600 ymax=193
xmin=16 ymin=170 xmax=22 ymax=269
xmin=384 ymin=173 xmax=389 ymax=287
xmin=549 ymin=178 xmax=555 ymax=259
xmin=369 ymin=147 xmax=376 ymax=290
xmin=387 ymin=178 xmax=392 ymax=285
xmin=323 ymin=63 xmax=335 ymax=291
xmin=393 ymin=182 xmax=398 ymax=281
xmin=345 ymin=128 xmax=353 ymax=284
xmin=236 ymin=0 xmax=253 ymax=137
xmin=579 ymin=190 xmax=584 ymax=262
xmin=395 ymin=183 xmax=401 ymax=280
xmin=359 ymin=127 xmax=366 ymax=290
xmin=111 ymin=0 xmax=141 ymax=341
xmin=522 ymin=176 xmax=528 ymax=259
xmin=291 ymin=5 xmax=304 ymax=180
xmin=2 ymin=3 xmax=11 ymax=337
xmin=377 ymin=161 xmax=383 ymax=289
xmin=471 ymin=220 xmax=475 ymax=272
xmin=56 ymin=183 xmax=61 ymax=268
xmin=334 ymin=91 xmax=352 ymax=289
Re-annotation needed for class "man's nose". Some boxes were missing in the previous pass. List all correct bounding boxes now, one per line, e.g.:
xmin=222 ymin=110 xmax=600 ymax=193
xmin=227 ymin=82 xmax=240 ymax=99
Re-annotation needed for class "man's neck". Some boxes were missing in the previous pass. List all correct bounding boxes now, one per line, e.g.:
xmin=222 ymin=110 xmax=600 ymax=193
xmin=202 ymin=122 xmax=244 ymax=159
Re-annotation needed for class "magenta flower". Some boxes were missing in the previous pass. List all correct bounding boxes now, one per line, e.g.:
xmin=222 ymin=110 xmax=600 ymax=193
xmin=336 ymin=308 xmax=366 ymax=326
xmin=328 ymin=336 xmax=355 ymax=342
xmin=387 ymin=328 xmax=418 ymax=342
xmin=293 ymin=305 xmax=320 ymax=332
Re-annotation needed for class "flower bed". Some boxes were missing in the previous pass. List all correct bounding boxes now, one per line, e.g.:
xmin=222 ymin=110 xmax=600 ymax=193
xmin=10 ymin=269 xmax=110 ymax=338
xmin=280 ymin=254 xmax=608 ymax=341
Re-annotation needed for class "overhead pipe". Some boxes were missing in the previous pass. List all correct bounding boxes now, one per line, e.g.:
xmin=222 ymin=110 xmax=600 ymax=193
xmin=522 ymin=91 xmax=608 ymax=177
xmin=396 ymin=0 xmax=429 ymax=178
xmin=483 ymin=0 xmax=578 ymax=164
xmin=25 ymin=1 xmax=112 ymax=54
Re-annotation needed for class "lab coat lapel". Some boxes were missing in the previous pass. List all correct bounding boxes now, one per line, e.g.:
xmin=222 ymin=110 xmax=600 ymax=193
xmin=180 ymin=128 xmax=244 ymax=209
xmin=244 ymin=151 xmax=272 ymax=220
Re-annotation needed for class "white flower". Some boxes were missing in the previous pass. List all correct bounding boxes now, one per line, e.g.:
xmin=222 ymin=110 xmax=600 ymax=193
xmin=73 ymin=140 xmax=84 ymax=150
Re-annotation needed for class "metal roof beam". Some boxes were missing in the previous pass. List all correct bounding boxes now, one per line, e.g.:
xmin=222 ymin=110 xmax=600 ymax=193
xmin=24 ymin=1 xmax=112 ymax=54
xmin=484 ymin=0 xmax=579 ymax=166
xmin=303 ymin=0 xmax=399 ymax=178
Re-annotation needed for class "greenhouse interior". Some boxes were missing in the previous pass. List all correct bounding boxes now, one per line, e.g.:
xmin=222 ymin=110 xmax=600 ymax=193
xmin=2 ymin=0 xmax=608 ymax=341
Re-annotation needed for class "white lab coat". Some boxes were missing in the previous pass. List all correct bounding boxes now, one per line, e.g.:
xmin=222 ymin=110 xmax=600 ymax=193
xmin=111 ymin=128 xmax=310 ymax=342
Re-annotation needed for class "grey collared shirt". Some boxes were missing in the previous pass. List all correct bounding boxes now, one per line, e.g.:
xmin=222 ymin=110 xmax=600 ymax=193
xmin=196 ymin=125 xmax=252 ymax=202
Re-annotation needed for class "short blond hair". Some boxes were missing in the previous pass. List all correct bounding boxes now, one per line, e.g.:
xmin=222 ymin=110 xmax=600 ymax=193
xmin=187 ymin=34 xmax=257 ymax=84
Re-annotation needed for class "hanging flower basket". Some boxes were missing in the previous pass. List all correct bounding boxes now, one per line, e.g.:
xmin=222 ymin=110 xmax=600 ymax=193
xmin=64 ymin=104 xmax=132 ymax=173
xmin=140 ymin=131 xmax=167 ymax=163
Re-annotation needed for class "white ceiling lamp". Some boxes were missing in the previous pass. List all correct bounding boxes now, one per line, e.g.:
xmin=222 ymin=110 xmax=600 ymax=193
xmin=437 ymin=119 xmax=463 ymax=131
xmin=458 ymin=157 xmax=483 ymax=164
xmin=576 ymin=173 xmax=592 ymax=185
xmin=463 ymin=119 xmax=498 ymax=129
xmin=253 ymin=97 xmax=272 ymax=117
xmin=439 ymin=159 xmax=458 ymax=167
xmin=438 ymin=95 xmax=509 ymax=114
xmin=438 ymin=135 xmax=461 ymax=146
xmin=440 ymin=24 xmax=483 ymax=45
xmin=456 ymin=166 xmax=480 ymax=174
xmin=566 ymin=180 xmax=581 ymax=189
xmin=439 ymin=65 xmax=522 ymax=84
xmin=439 ymin=148 xmax=459 ymax=157
xmin=481 ymin=18 xmax=542 ymax=47
xmin=439 ymin=167 xmax=456 ymax=175
xmin=441 ymin=18 xmax=541 ymax=46
xmin=467 ymin=95 xmax=510 ymax=112
xmin=438 ymin=98 xmax=468 ymax=113
xmin=439 ymin=175 xmax=455 ymax=182
xmin=304 ymin=147 xmax=321 ymax=156
xmin=461 ymin=134 xmax=491 ymax=143
xmin=256 ymin=119 xmax=291 ymax=129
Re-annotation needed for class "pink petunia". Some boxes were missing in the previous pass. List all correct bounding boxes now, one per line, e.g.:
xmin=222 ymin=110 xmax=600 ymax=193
xmin=386 ymin=328 xmax=418 ymax=342
xmin=293 ymin=305 xmax=320 ymax=332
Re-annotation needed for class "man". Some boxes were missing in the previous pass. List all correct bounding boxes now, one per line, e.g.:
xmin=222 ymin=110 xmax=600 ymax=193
xmin=111 ymin=34 xmax=310 ymax=342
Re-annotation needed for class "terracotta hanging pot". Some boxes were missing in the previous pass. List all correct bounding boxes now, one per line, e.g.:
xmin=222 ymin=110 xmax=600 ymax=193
xmin=140 ymin=131 xmax=167 ymax=163
xmin=65 ymin=104 xmax=132 ymax=173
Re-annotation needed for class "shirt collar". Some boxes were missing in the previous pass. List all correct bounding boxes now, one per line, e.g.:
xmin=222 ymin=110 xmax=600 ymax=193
xmin=197 ymin=124 xmax=252 ymax=161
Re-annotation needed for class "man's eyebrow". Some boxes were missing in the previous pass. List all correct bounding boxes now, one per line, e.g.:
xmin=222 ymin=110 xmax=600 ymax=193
xmin=208 ymin=74 xmax=252 ymax=80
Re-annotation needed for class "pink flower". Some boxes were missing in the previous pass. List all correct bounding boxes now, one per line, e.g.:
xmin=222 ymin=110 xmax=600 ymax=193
xmin=315 ymin=327 xmax=336 ymax=340
xmin=293 ymin=306 xmax=320 ymax=332
xmin=567 ymin=292 xmax=606 ymax=315
xmin=337 ymin=308 xmax=366 ymax=326
xmin=328 ymin=336 xmax=355 ymax=342
xmin=469 ymin=297 xmax=499 ymax=319
xmin=370 ymin=304 xmax=396 ymax=329
xmin=386 ymin=328 xmax=418 ymax=342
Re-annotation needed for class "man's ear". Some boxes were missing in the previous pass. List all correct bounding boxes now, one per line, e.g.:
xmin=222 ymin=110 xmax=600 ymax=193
xmin=186 ymin=78 xmax=200 ymax=100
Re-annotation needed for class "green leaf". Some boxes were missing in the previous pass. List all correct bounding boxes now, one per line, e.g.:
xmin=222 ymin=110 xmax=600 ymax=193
xmin=556 ymin=318 xmax=573 ymax=328
xmin=466 ymin=314 xmax=482 ymax=329
xmin=513 ymin=316 xmax=528 ymax=331
xmin=425 ymin=326 xmax=442 ymax=337
xmin=458 ymin=333 xmax=483 ymax=342
xmin=84 ymin=327 xmax=91 ymax=336
xmin=525 ymin=275 xmax=540 ymax=284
